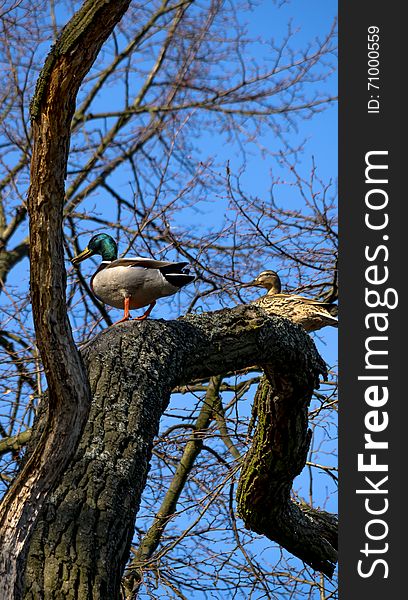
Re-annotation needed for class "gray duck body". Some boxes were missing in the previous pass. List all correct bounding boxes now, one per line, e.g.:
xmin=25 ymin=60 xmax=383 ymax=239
xmin=91 ymin=258 xmax=192 ymax=310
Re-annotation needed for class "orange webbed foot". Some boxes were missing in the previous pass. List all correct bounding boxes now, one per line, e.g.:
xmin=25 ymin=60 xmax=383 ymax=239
xmin=134 ymin=301 xmax=156 ymax=321
xmin=112 ymin=297 xmax=131 ymax=325
xmin=112 ymin=299 xmax=156 ymax=325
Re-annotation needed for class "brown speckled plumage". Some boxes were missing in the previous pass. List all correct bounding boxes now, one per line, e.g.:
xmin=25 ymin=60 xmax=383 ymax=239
xmin=245 ymin=270 xmax=338 ymax=332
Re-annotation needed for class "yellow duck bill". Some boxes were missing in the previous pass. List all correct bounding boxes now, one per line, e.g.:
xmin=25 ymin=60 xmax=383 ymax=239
xmin=71 ymin=247 xmax=94 ymax=266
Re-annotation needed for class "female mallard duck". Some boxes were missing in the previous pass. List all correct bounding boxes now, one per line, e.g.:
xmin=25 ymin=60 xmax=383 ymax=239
xmin=71 ymin=233 xmax=195 ymax=324
xmin=245 ymin=270 xmax=338 ymax=332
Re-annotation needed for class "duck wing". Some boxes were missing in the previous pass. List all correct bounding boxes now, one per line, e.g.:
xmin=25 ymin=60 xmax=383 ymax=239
xmin=274 ymin=293 xmax=338 ymax=315
xmin=105 ymin=257 xmax=190 ymax=270
xmin=104 ymin=257 xmax=195 ymax=290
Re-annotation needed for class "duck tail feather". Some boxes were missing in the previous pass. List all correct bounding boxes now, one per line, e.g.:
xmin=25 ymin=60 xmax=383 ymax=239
xmin=317 ymin=311 xmax=338 ymax=326
xmin=159 ymin=262 xmax=189 ymax=275
xmin=326 ymin=304 xmax=338 ymax=317
xmin=164 ymin=273 xmax=195 ymax=288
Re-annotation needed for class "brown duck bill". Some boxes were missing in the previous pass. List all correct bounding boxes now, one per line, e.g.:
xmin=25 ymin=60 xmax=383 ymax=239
xmin=71 ymin=247 xmax=94 ymax=266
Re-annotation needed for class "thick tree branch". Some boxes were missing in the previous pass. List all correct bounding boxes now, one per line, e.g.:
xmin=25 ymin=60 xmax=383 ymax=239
xmin=237 ymin=375 xmax=337 ymax=578
xmin=22 ymin=306 xmax=332 ymax=597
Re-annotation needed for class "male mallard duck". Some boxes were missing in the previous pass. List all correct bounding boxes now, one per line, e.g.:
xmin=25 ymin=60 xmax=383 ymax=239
xmin=71 ymin=233 xmax=195 ymax=324
xmin=245 ymin=270 xmax=338 ymax=332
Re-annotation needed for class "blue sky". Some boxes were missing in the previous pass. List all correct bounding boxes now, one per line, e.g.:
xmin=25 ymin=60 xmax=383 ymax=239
xmin=232 ymin=0 xmax=337 ymax=180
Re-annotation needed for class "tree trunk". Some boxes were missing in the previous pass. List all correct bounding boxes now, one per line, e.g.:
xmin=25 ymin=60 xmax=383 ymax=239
xmin=0 ymin=2 xmax=131 ymax=597
xmin=20 ymin=306 xmax=330 ymax=598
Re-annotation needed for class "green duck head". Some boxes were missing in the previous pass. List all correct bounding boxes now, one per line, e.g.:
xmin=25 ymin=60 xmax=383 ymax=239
xmin=71 ymin=233 xmax=118 ymax=266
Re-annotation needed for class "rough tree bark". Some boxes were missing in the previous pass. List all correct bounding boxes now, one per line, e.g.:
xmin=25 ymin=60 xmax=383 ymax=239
xmin=124 ymin=375 xmax=225 ymax=597
xmin=237 ymin=375 xmax=338 ymax=577
xmin=18 ymin=305 xmax=333 ymax=598
xmin=0 ymin=2 xmax=131 ymax=598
